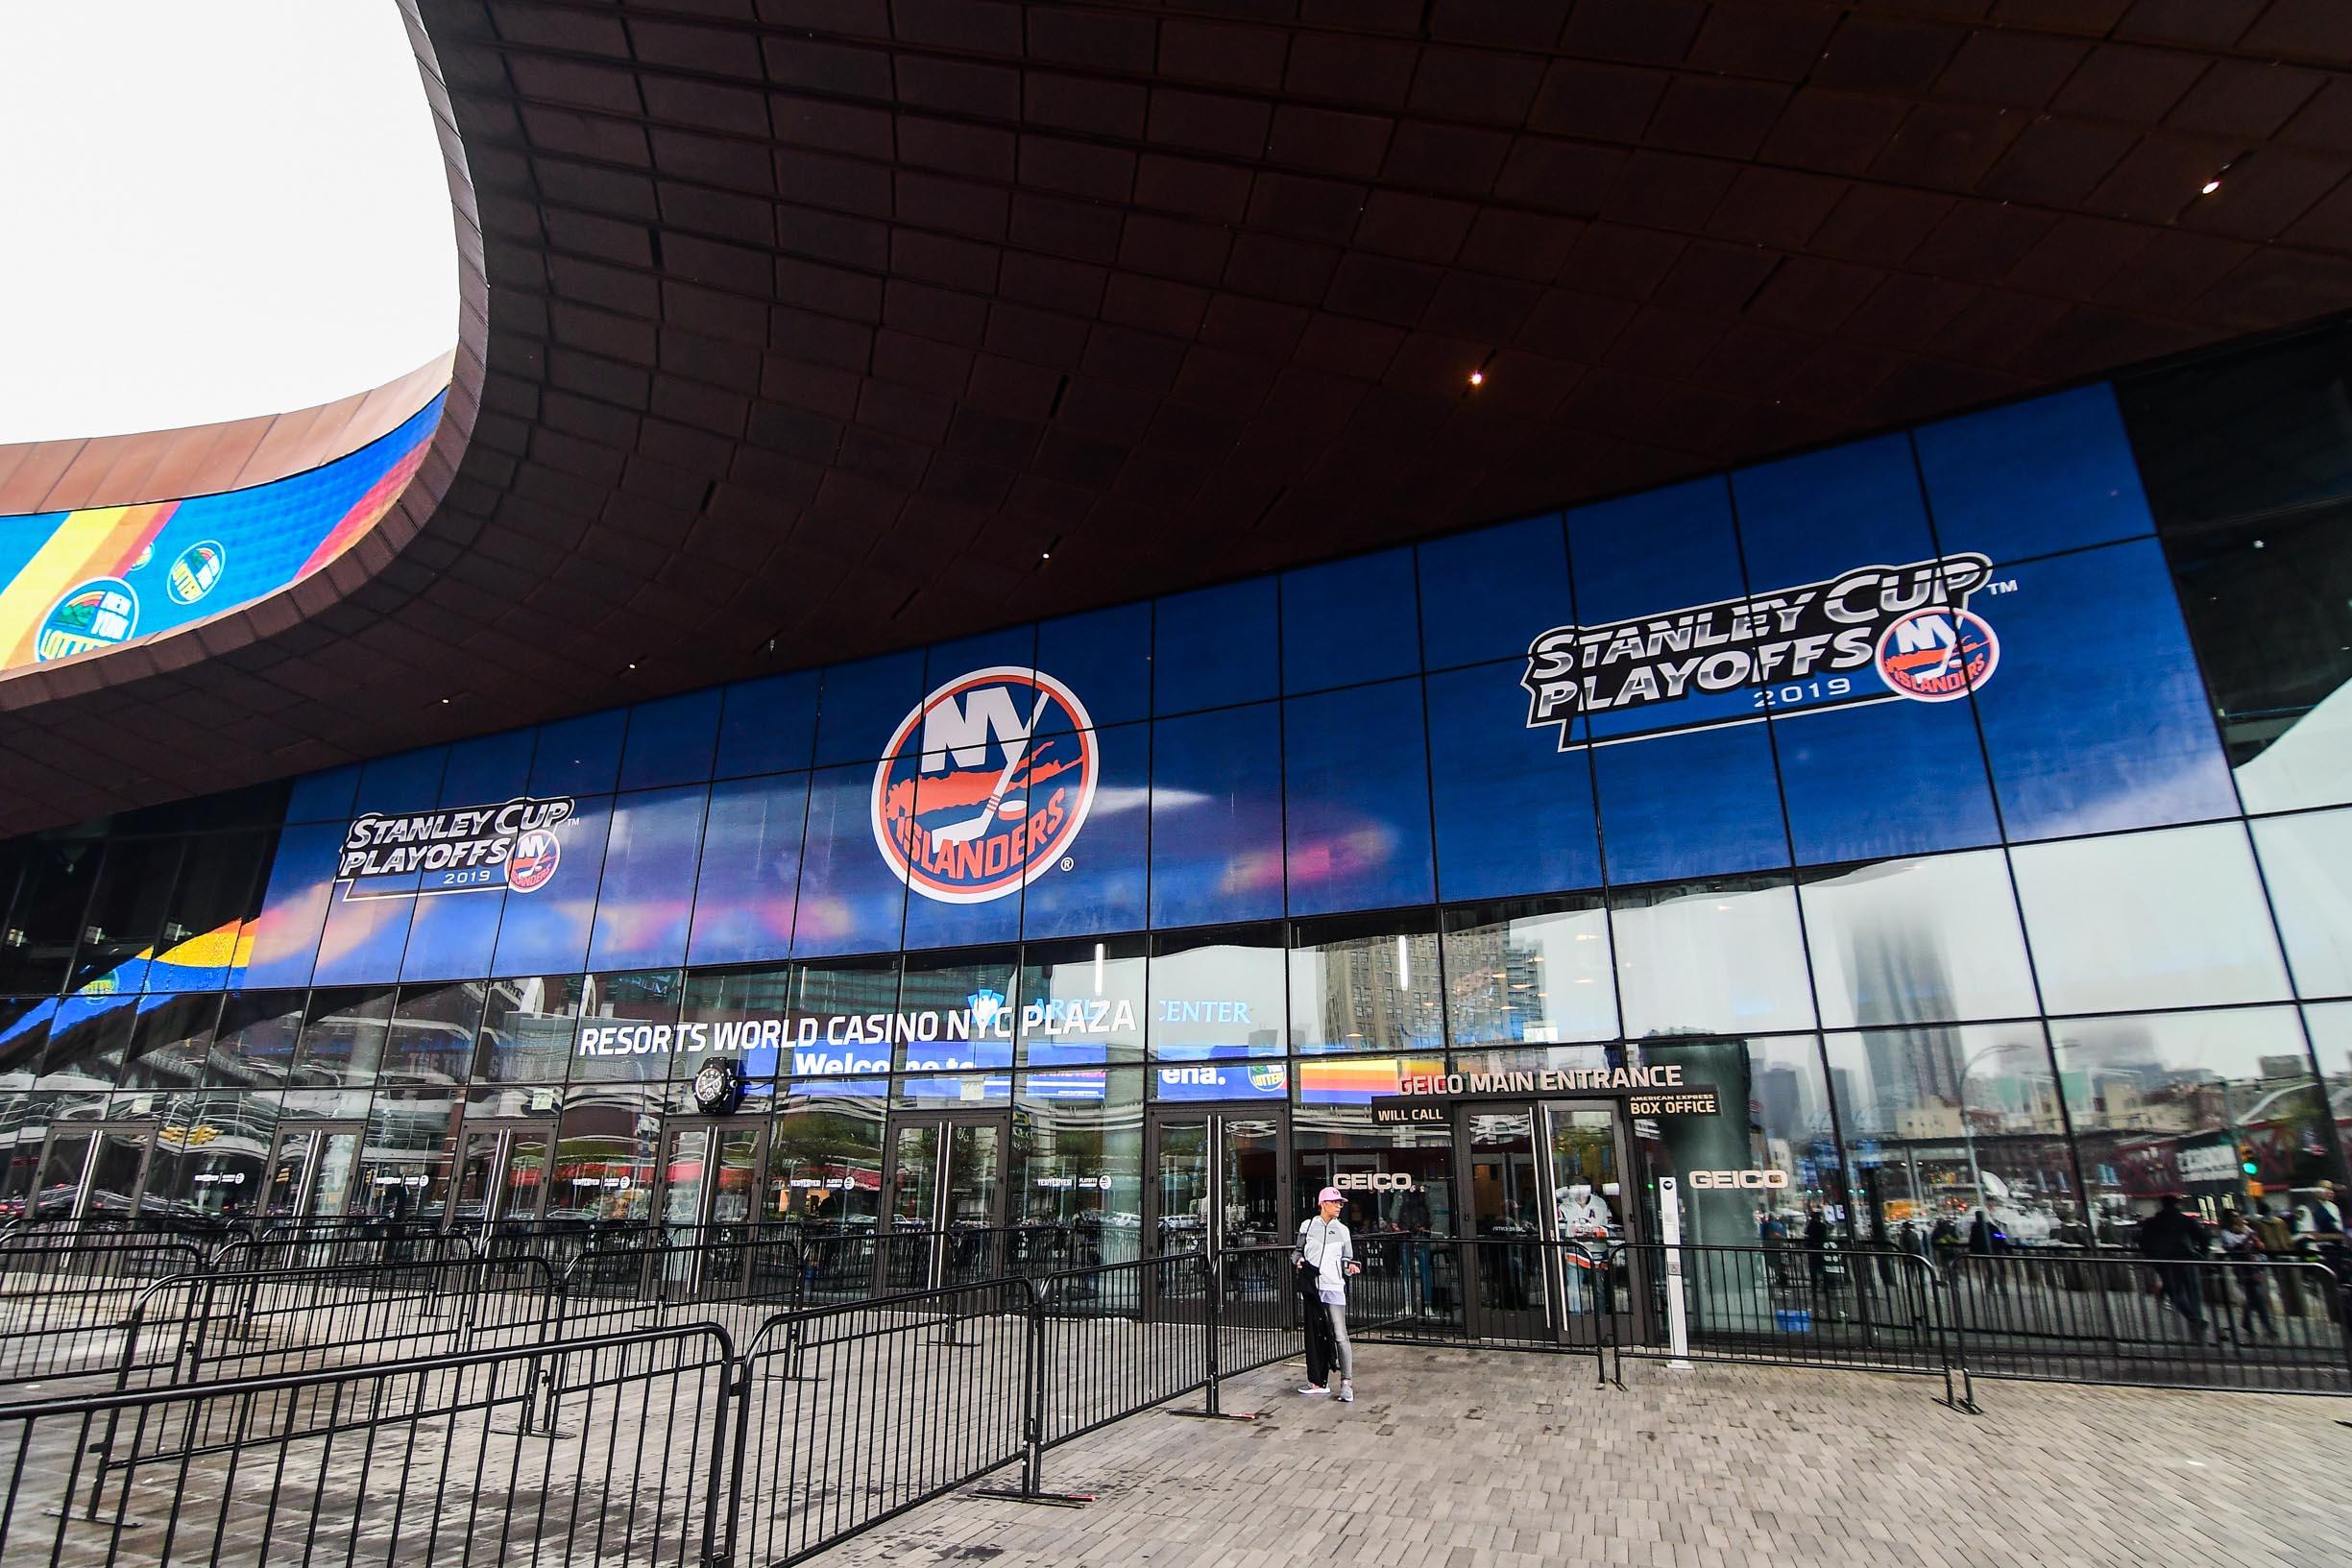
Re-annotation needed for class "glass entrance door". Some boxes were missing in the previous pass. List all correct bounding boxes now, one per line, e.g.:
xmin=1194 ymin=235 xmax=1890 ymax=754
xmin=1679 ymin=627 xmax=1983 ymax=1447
xmin=878 ymin=1113 xmax=1009 ymax=1291
xmin=31 ymin=1123 xmax=154 ymax=1223
xmin=657 ymin=1119 xmax=770 ymax=1239
xmin=1541 ymin=1102 xmax=1635 ymax=1344
xmin=263 ymin=1123 xmax=365 ymax=1223
xmin=452 ymin=1122 xmax=557 ymax=1237
xmin=1463 ymin=1107 xmax=1549 ymax=1340
xmin=1459 ymin=1099 xmax=1637 ymax=1344
xmin=1143 ymin=1109 xmax=1290 ymax=1316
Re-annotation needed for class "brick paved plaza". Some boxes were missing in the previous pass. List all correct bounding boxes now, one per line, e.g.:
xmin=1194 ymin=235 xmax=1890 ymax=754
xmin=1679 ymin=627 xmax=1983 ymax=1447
xmin=816 ymin=1347 xmax=2352 ymax=1568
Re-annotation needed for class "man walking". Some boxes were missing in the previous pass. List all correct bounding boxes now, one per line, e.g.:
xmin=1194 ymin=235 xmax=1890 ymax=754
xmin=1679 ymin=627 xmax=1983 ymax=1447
xmin=2137 ymin=1194 xmax=2212 ymax=1343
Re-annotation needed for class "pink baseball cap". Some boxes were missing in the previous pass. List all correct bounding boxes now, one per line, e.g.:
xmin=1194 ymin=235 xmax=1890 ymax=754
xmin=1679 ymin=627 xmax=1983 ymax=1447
xmin=1317 ymin=1187 xmax=1343 ymax=1204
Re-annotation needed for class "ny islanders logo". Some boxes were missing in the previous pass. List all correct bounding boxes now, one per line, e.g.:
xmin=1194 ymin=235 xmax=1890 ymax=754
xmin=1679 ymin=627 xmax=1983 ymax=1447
xmin=1875 ymin=606 xmax=1999 ymax=702
xmin=873 ymin=667 xmax=1098 ymax=904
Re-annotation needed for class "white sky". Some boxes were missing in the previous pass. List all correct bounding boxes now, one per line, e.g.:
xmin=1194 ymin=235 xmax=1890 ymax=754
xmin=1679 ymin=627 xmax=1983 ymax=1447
xmin=0 ymin=3 xmax=459 ymax=444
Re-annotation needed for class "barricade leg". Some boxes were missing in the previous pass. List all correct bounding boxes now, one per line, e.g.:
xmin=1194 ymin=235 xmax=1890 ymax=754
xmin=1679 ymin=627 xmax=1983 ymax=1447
xmin=1171 ymin=1251 xmax=1257 ymax=1423
xmin=971 ymin=1281 xmax=1094 ymax=1508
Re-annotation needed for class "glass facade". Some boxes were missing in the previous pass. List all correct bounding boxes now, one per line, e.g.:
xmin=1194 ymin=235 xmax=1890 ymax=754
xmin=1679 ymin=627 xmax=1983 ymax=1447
xmin=2 ymin=330 xmax=2348 ymax=1252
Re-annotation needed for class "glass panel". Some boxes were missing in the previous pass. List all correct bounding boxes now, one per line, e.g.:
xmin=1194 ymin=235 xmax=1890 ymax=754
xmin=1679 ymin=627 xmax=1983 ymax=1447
xmin=943 ymin=1119 xmax=1003 ymax=1278
xmin=569 ymin=969 xmax=684 ymax=1083
xmin=1223 ymin=1117 xmax=1281 ymax=1249
xmin=69 ymin=837 xmax=181 ymax=993
xmin=147 ymin=1094 xmax=270 ymax=1225
xmin=788 ymin=956 xmax=901 ymax=1085
xmin=0 ymin=839 xmax=101 ymax=994
xmin=715 ymin=670 xmax=819 ymax=779
xmin=35 ymin=1131 xmax=94 ymax=1219
xmin=1154 ymin=1118 xmax=1210 ymax=1256
xmin=1612 ymin=875 xmax=1814 ymax=1037
xmin=2011 ymin=825 xmax=2291 ymax=1013
xmin=1547 ymin=1107 xmax=1620 ymax=1320
xmin=486 ymin=794 xmax=614 ymax=978
xmin=1593 ymin=722 xmax=1791 ymax=884
xmin=1546 ymin=1109 xmax=1621 ymax=1240
xmin=1442 ymin=896 xmax=1615 ymax=1049
xmin=309 ymin=1131 xmax=360 ymax=1218
xmin=1150 ymin=702 xmax=1286 ymax=929
xmin=121 ymin=993 xmax=220 ymax=1091
xmin=502 ymin=1130 xmax=551 ymax=1223
xmin=1800 ymin=852 xmax=2039 ymax=1029
xmin=680 ymin=965 xmax=792 ymax=1093
xmin=148 ymin=831 xmax=268 ymax=993
xmin=1154 ymin=577 xmax=1277 ymax=716
xmin=662 ymin=1127 xmax=712 ymax=1233
xmin=1019 ymin=722 xmax=1149 ymax=943
xmin=1466 ymin=1110 xmax=1546 ymax=1315
xmin=1426 ymin=660 xmax=1603 ymax=905
xmin=265 ymin=1132 xmax=314 ymax=1218
xmin=2162 ymin=499 xmax=2352 ymax=814
xmin=768 ymin=1102 xmax=885 ymax=1235
xmin=478 ymin=975 xmax=585 ymax=1084
xmin=452 ymin=1131 xmax=501 ymax=1227
xmin=2251 ymin=809 xmax=2352 ymax=999
xmin=897 ymin=950 xmax=1018 ymax=1073
xmin=0 ymin=999 xmax=59 ymax=1090
xmin=1826 ymin=1024 xmax=2072 ymax=1247
xmin=217 ymin=991 xmax=305 ymax=1090
xmin=359 ymin=1091 xmax=458 ymax=1223
xmin=687 ymin=772 xmax=808 ymax=968
xmin=618 ymin=689 xmax=723 ymax=792
xmin=2055 ymin=1007 xmax=2331 ymax=1236
xmin=1971 ymin=539 xmax=2238 ymax=840
xmin=1149 ymin=925 xmax=1285 ymax=1061
xmin=554 ymin=1084 xmax=658 ymax=1226
xmin=36 ymin=996 xmax=138 ymax=1090
xmin=1014 ymin=1073 xmax=1144 ymax=1266
xmin=791 ymin=763 xmax=909 ymax=958
xmin=587 ymin=785 xmax=709 ymax=972
xmin=710 ymin=1128 xmax=762 ymax=1225
xmin=1283 ymin=547 xmax=1418 ymax=693
xmin=293 ymin=988 xmax=394 ymax=1087
xmin=1288 ymin=912 xmax=1443 ymax=1055
xmin=1019 ymin=936 xmax=1145 ymax=1067
xmin=1281 ymin=679 xmax=1436 ymax=916
xmin=885 ymin=1122 xmax=941 ymax=1288
xmin=384 ymin=981 xmax=486 ymax=1086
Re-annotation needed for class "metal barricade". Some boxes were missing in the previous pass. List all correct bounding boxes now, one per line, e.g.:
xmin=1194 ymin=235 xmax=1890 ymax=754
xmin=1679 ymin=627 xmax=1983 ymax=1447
xmin=0 ymin=1324 xmax=737 ymax=1565
xmin=1943 ymin=1250 xmax=2352 ymax=1398
xmin=0 ymin=1237 xmax=206 ymax=1392
xmin=117 ymin=1255 xmax=564 ymax=1391
xmin=1603 ymin=1241 xmax=1958 ymax=1398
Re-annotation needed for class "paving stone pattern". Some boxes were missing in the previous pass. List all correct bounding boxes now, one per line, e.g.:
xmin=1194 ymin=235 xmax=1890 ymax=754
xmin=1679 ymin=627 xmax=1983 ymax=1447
xmin=812 ymin=1345 xmax=2352 ymax=1568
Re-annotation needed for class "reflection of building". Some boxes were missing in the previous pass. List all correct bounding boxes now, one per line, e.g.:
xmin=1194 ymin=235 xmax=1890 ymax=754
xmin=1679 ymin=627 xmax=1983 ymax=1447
xmin=1310 ymin=932 xmax=1440 ymax=1050
xmin=1756 ymin=1063 xmax=1810 ymax=1145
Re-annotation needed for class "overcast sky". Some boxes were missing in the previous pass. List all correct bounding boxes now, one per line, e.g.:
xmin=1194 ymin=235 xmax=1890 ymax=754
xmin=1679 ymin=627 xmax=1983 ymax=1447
xmin=0 ymin=3 xmax=459 ymax=446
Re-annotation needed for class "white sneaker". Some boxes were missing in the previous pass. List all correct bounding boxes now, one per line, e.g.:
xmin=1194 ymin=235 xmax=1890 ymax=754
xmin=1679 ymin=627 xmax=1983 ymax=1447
xmin=1338 ymin=1381 xmax=1355 ymax=1403
xmin=1297 ymin=1384 xmax=1328 ymax=1396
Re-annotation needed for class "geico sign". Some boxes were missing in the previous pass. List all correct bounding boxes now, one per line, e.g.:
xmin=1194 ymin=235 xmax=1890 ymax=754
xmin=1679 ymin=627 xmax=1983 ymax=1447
xmin=1332 ymin=1171 xmax=1416 ymax=1193
xmin=1688 ymin=1169 xmax=1789 ymax=1191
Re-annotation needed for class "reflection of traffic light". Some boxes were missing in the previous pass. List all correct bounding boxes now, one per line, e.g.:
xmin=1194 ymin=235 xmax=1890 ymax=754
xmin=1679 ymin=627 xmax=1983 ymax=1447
xmin=2239 ymin=1144 xmax=2260 ymax=1177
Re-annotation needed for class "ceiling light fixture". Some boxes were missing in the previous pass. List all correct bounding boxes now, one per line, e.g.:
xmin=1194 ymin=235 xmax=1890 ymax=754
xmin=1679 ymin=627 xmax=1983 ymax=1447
xmin=1467 ymin=370 xmax=1485 ymax=386
xmin=2201 ymin=178 xmax=2222 ymax=195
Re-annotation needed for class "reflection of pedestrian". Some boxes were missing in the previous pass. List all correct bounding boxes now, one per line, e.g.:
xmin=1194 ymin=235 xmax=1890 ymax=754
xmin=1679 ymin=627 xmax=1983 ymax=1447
xmin=1803 ymin=1207 xmax=1831 ymax=1313
xmin=2218 ymin=1210 xmax=2274 ymax=1339
xmin=2137 ymin=1194 xmax=2212 ymax=1342
xmin=1967 ymin=1209 xmax=2006 ymax=1295
xmin=1398 ymin=1186 xmax=1434 ymax=1318
xmin=1930 ymin=1218 xmax=1961 ymax=1270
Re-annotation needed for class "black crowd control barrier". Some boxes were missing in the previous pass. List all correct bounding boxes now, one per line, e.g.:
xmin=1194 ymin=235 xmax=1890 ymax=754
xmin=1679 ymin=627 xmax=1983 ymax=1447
xmin=1943 ymin=1250 xmax=2352 ymax=1400
xmin=0 ymin=1236 xmax=206 ymax=1392
xmin=1600 ymin=1242 xmax=1963 ymax=1406
xmin=0 ymin=1325 xmax=738 ymax=1566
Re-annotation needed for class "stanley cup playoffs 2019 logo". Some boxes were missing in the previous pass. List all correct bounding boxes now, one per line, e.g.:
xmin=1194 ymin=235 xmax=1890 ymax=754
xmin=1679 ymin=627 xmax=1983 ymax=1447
xmin=1520 ymin=553 xmax=2000 ymax=746
xmin=873 ymin=667 xmax=1100 ymax=904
